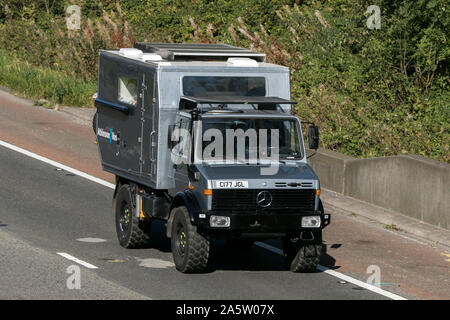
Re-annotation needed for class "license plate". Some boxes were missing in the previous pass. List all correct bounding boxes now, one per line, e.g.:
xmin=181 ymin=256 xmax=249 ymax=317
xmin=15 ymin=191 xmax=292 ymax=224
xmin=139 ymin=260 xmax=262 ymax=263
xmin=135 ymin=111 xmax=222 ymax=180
xmin=215 ymin=180 xmax=249 ymax=189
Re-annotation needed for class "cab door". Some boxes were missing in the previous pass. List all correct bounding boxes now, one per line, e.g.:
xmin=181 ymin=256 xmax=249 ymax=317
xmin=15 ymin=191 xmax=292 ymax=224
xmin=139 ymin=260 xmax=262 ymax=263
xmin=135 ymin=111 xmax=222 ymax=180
xmin=169 ymin=116 xmax=191 ymax=194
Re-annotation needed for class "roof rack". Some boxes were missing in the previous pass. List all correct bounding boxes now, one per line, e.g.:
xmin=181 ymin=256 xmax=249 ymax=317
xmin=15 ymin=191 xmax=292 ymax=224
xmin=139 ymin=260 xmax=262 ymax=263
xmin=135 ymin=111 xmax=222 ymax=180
xmin=133 ymin=42 xmax=266 ymax=62
xmin=180 ymin=96 xmax=297 ymax=105
xmin=179 ymin=95 xmax=296 ymax=112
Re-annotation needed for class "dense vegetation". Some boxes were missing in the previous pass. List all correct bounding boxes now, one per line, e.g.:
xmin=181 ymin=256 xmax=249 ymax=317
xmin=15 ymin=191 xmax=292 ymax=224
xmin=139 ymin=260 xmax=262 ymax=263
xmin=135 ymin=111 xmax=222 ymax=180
xmin=0 ymin=0 xmax=448 ymax=161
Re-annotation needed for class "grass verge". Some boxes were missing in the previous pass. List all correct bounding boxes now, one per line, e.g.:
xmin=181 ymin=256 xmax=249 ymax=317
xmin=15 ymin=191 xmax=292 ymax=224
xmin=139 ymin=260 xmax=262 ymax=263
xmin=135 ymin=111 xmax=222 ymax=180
xmin=0 ymin=50 xmax=96 ymax=108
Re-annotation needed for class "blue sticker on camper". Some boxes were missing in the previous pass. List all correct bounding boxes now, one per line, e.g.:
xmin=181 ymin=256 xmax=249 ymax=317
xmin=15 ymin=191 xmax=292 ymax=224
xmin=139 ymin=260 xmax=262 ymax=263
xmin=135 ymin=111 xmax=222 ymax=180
xmin=97 ymin=127 xmax=118 ymax=143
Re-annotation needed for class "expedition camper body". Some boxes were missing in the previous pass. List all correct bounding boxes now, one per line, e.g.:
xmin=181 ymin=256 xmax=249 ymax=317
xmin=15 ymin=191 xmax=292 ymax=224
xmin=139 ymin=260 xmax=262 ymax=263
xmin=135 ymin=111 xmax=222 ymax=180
xmin=94 ymin=43 xmax=330 ymax=273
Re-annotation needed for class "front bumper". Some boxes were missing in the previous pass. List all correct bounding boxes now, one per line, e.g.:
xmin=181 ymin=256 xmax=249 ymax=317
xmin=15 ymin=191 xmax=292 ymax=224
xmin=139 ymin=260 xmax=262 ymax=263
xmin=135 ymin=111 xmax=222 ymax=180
xmin=195 ymin=211 xmax=330 ymax=236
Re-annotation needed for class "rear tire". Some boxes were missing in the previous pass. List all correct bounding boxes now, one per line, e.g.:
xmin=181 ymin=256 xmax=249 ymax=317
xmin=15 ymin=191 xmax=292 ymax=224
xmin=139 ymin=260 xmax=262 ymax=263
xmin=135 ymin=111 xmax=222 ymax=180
xmin=115 ymin=184 xmax=151 ymax=248
xmin=283 ymin=238 xmax=322 ymax=273
xmin=171 ymin=206 xmax=210 ymax=273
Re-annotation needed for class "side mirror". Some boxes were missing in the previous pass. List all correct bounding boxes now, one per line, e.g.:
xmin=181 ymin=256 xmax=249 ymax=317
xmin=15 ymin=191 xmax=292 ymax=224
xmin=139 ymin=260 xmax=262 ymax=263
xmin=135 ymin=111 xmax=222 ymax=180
xmin=308 ymin=125 xmax=319 ymax=150
xmin=168 ymin=124 xmax=179 ymax=149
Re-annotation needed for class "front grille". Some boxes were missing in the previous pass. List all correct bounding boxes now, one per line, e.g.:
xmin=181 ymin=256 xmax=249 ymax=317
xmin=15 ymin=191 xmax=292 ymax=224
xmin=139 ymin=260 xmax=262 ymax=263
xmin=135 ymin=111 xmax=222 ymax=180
xmin=212 ymin=189 xmax=315 ymax=213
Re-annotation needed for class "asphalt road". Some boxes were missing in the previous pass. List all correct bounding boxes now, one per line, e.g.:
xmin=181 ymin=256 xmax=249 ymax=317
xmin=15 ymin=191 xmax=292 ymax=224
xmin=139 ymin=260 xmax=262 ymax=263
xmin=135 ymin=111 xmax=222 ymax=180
xmin=0 ymin=143 xmax=387 ymax=300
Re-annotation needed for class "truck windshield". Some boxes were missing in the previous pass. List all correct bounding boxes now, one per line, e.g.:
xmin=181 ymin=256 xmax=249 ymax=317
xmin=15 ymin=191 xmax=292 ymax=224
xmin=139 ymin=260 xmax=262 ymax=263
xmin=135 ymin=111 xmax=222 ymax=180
xmin=183 ymin=76 xmax=265 ymax=97
xmin=200 ymin=117 xmax=303 ymax=163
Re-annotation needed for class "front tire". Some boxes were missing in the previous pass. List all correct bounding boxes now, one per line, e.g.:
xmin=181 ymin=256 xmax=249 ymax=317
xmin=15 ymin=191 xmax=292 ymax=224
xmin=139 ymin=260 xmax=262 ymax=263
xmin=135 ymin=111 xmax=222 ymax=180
xmin=171 ymin=206 xmax=210 ymax=273
xmin=283 ymin=237 xmax=322 ymax=272
xmin=115 ymin=184 xmax=151 ymax=248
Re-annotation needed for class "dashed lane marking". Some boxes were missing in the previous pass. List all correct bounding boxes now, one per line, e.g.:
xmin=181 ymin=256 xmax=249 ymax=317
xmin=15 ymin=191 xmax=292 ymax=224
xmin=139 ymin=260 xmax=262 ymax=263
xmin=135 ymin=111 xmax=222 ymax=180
xmin=57 ymin=252 xmax=98 ymax=269
xmin=76 ymin=237 xmax=107 ymax=243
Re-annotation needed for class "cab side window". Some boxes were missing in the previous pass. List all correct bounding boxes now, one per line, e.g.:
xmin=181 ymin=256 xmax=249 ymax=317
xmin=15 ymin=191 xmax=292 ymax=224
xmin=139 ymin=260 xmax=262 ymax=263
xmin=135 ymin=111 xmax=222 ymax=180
xmin=172 ymin=118 xmax=191 ymax=159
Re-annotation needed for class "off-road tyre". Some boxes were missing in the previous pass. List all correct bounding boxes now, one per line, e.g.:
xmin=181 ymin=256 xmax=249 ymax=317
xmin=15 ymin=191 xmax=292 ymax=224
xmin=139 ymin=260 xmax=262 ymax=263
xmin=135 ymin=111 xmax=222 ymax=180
xmin=171 ymin=206 xmax=210 ymax=273
xmin=283 ymin=238 xmax=322 ymax=273
xmin=115 ymin=184 xmax=151 ymax=248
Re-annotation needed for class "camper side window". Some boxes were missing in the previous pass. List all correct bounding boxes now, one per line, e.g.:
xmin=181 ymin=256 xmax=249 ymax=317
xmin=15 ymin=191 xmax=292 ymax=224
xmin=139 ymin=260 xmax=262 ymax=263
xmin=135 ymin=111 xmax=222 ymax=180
xmin=118 ymin=76 xmax=138 ymax=106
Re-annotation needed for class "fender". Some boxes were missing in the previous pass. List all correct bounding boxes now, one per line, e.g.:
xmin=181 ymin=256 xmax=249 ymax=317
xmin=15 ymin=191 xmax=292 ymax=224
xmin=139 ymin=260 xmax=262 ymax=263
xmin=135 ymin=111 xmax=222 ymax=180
xmin=166 ymin=191 xmax=202 ymax=238
xmin=318 ymin=198 xmax=324 ymax=214
xmin=112 ymin=177 xmax=123 ymax=213
xmin=112 ymin=178 xmax=137 ymax=214
xmin=318 ymin=198 xmax=331 ymax=228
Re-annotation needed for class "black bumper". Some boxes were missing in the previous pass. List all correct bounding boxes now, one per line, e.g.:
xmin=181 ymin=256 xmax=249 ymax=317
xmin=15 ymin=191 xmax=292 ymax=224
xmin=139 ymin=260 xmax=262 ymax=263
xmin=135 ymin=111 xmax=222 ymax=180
xmin=195 ymin=211 xmax=330 ymax=237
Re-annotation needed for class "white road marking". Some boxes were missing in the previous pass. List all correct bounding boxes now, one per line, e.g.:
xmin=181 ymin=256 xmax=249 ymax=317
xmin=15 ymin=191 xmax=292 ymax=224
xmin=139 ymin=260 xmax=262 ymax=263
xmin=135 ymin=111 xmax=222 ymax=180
xmin=76 ymin=237 xmax=107 ymax=243
xmin=315 ymin=265 xmax=406 ymax=300
xmin=0 ymin=139 xmax=115 ymax=190
xmin=57 ymin=252 xmax=98 ymax=269
xmin=0 ymin=138 xmax=407 ymax=300
xmin=136 ymin=258 xmax=175 ymax=269
xmin=255 ymin=242 xmax=407 ymax=300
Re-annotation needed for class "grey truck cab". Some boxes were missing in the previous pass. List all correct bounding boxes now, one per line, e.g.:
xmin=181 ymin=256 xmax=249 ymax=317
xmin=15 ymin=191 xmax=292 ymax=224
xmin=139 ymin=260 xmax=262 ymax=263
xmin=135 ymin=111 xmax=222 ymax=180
xmin=94 ymin=43 xmax=330 ymax=273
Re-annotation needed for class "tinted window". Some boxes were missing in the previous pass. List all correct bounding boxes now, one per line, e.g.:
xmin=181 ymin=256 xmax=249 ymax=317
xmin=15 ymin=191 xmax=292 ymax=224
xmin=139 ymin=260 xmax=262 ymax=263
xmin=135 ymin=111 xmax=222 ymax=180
xmin=202 ymin=118 xmax=302 ymax=160
xmin=183 ymin=77 xmax=265 ymax=97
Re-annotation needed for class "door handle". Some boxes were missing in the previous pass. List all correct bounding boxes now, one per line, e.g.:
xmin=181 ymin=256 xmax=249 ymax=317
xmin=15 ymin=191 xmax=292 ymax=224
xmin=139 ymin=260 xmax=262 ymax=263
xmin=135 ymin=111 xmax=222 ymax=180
xmin=150 ymin=130 xmax=156 ymax=161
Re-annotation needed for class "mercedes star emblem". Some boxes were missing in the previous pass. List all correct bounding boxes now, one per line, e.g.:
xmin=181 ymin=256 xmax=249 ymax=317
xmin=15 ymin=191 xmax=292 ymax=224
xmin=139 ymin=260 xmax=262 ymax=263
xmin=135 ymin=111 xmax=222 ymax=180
xmin=256 ymin=191 xmax=272 ymax=207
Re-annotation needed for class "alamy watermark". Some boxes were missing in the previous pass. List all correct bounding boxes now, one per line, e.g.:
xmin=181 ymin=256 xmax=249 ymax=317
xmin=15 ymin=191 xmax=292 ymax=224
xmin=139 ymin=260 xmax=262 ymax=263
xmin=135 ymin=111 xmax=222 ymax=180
xmin=66 ymin=265 xmax=81 ymax=290
xmin=66 ymin=5 xmax=81 ymax=30
xmin=366 ymin=265 xmax=381 ymax=288
xmin=170 ymin=126 xmax=282 ymax=176
xmin=366 ymin=5 xmax=381 ymax=30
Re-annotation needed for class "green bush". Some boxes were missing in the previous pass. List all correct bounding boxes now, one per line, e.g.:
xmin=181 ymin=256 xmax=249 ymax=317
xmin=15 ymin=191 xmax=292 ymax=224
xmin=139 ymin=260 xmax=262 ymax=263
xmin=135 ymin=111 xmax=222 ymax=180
xmin=0 ymin=51 xmax=96 ymax=107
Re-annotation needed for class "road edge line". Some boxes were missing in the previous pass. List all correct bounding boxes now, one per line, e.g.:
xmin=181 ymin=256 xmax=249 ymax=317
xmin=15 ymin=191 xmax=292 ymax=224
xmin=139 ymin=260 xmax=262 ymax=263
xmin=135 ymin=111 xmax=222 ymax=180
xmin=0 ymin=139 xmax=115 ymax=189
xmin=254 ymin=242 xmax=407 ymax=300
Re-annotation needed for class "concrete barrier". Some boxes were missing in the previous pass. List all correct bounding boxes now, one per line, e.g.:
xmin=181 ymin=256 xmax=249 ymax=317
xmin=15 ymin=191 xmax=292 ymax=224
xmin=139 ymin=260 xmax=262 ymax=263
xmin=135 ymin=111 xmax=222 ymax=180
xmin=307 ymin=148 xmax=352 ymax=194
xmin=308 ymin=149 xmax=450 ymax=230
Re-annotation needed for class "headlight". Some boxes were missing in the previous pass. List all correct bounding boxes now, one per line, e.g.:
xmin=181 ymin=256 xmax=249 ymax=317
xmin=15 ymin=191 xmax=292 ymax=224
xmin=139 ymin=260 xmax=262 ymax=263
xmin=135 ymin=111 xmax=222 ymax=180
xmin=301 ymin=216 xmax=321 ymax=228
xmin=210 ymin=215 xmax=231 ymax=228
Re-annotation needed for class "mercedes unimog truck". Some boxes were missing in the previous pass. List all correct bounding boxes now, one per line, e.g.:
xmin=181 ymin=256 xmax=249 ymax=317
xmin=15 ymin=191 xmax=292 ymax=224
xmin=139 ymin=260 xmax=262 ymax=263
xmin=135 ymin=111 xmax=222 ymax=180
xmin=93 ymin=43 xmax=330 ymax=273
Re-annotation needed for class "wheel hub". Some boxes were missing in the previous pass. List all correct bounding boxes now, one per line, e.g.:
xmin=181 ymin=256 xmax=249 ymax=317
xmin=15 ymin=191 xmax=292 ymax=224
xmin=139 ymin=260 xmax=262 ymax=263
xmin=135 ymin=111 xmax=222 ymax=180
xmin=119 ymin=205 xmax=131 ymax=235
xmin=176 ymin=227 xmax=186 ymax=257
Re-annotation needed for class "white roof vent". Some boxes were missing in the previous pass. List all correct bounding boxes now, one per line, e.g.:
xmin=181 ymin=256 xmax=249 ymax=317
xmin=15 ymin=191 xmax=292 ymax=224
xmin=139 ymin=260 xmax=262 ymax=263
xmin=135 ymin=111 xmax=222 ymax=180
xmin=227 ymin=57 xmax=258 ymax=67
xmin=141 ymin=53 xmax=163 ymax=62
xmin=119 ymin=48 xmax=143 ymax=58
